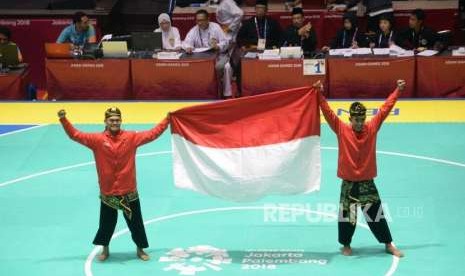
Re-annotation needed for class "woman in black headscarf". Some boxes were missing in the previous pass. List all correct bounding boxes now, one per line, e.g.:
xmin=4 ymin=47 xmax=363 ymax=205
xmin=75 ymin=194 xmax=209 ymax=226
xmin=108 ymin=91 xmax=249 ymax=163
xmin=322 ymin=12 xmax=367 ymax=51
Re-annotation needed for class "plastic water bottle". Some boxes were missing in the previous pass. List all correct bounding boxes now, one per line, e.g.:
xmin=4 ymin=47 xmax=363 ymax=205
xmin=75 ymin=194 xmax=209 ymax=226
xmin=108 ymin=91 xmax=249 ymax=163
xmin=27 ymin=84 xmax=37 ymax=100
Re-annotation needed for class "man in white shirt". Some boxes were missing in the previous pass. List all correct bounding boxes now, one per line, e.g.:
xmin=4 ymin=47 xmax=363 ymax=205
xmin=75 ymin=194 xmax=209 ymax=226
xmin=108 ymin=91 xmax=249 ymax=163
xmin=183 ymin=10 xmax=233 ymax=98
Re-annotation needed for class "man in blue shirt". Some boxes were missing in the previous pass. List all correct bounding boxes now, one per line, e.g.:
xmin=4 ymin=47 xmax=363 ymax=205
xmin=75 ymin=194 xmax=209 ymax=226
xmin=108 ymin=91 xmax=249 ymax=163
xmin=57 ymin=11 xmax=96 ymax=45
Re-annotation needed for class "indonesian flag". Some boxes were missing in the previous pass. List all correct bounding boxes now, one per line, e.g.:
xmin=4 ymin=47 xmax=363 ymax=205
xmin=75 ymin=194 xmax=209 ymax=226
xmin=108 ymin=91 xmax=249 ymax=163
xmin=170 ymin=87 xmax=321 ymax=202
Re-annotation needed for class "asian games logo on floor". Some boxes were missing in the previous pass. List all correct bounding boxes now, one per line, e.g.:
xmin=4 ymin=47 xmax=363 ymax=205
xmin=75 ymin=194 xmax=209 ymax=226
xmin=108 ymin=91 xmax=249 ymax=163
xmin=159 ymin=245 xmax=328 ymax=275
xmin=159 ymin=245 xmax=232 ymax=275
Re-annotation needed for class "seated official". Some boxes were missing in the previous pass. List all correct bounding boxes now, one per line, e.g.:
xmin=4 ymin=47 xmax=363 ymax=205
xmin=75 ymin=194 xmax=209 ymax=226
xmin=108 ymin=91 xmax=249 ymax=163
xmin=0 ymin=26 xmax=23 ymax=63
xmin=282 ymin=8 xmax=317 ymax=56
xmin=182 ymin=9 xmax=233 ymax=98
xmin=57 ymin=11 xmax=96 ymax=46
xmin=398 ymin=9 xmax=439 ymax=52
xmin=237 ymin=0 xmax=282 ymax=50
xmin=322 ymin=12 xmax=367 ymax=51
xmin=155 ymin=13 xmax=182 ymax=51
xmin=216 ymin=0 xmax=244 ymax=43
xmin=369 ymin=14 xmax=400 ymax=48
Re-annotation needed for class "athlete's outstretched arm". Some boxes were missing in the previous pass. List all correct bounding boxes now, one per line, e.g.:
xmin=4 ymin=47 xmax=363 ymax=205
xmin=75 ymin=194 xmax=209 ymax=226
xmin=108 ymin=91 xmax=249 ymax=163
xmin=58 ymin=109 xmax=98 ymax=148
xmin=314 ymin=81 xmax=342 ymax=134
xmin=134 ymin=114 xmax=170 ymax=147
xmin=371 ymin=80 xmax=405 ymax=130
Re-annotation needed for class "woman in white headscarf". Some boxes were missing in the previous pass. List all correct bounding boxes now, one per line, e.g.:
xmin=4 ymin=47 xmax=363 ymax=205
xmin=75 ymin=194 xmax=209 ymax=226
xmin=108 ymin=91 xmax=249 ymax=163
xmin=154 ymin=13 xmax=182 ymax=51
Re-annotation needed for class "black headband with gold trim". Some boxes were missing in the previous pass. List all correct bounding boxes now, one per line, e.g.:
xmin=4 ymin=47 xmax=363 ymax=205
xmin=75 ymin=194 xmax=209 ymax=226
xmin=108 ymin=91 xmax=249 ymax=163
xmin=349 ymin=102 xmax=367 ymax=117
xmin=105 ymin=107 xmax=121 ymax=119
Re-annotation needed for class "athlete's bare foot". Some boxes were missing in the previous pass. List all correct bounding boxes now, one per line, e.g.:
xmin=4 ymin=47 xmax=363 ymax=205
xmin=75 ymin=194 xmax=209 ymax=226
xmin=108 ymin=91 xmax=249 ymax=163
xmin=98 ymin=246 xmax=109 ymax=261
xmin=340 ymin=245 xmax=352 ymax=256
xmin=137 ymin=248 xmax=150 ymax=261
xmin=385 ymin=243 xmax=404 ymax=258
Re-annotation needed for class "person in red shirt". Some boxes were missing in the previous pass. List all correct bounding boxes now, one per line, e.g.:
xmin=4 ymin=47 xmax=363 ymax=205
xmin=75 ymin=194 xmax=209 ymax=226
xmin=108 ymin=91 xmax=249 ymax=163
xmin=314 ymin=80 xmax=405 ymax=258
xmin=58 ymin=107 xmax=169 ymax=261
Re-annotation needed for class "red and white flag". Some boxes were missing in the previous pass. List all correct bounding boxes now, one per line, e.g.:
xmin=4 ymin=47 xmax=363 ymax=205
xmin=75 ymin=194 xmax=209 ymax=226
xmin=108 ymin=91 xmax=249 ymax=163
xmin=170 ymin=87 xmax=321 ymax=202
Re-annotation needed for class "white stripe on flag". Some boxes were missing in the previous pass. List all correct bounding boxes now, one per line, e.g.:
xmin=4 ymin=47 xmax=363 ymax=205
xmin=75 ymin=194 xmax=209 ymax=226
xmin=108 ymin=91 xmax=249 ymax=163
xmin=172 ymin=134 xmax=321 ymax=202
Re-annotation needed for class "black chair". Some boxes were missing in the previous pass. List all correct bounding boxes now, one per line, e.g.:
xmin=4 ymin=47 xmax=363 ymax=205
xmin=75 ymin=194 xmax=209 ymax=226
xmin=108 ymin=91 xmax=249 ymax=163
xmin=436 ymin=30 xmax=452 ymax=52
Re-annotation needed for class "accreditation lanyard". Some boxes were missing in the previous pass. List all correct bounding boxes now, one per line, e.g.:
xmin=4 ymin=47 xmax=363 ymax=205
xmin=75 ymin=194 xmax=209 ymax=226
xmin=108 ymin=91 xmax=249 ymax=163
xmin=378 ymin=30 xmax=393 ymax=47
xmin=198 ymin=27 xmax=211 ymax=47
xmin=411 ymin=26 xmax=424 ymax=45
xmin=342 ymin=27 xmax=358 ymax=48
xmin=254 ymin=17 xmax=267 ymax=39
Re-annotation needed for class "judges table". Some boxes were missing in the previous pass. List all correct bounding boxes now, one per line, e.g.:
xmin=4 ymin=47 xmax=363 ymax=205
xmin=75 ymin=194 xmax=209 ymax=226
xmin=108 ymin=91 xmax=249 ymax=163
xmin=131 ymin=53 xmax=218 ymax=100
xmin=45 ymin=53 xmax=218 ymax=100
xmin=327 ymin=56 xmax=416 ymax=98
xmin=46 ymin=59 xmax=132 ymax=100
xmin=416 ymin=54 xmax=465 ymax=98
xmin=241 ymin=58 xmax=325 ymax=96
xmin=44 ymin=53 xmax=465 ymax=100
xmin=0 ymin=67 xmax=30 ymax=100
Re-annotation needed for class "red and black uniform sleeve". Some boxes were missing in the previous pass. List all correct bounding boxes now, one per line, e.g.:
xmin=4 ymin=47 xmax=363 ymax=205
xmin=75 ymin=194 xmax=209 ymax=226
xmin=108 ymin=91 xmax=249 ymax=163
xmin=317 ymin=89 xmax=343 ymax=135
xmin=134 ymin=117 xmax=170 ymax=147
xmin=60 ymin=117 xmax=99 ymax=149
xmin=370 ymin=88 xmax=400 ymax=131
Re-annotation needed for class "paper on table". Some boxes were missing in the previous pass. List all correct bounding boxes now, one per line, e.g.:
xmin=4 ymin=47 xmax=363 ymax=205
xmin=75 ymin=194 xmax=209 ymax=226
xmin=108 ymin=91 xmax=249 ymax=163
xmin=416 ymin=50 xmax=438 ymax=56
xmin=353 ymin=48 xmax=372 ymax=55
xmin=156 ymin=52 xmax=182 ymax=59
xmin=329 ymin=48 xmax=352 ymax=56
xmin=343 ymin=52 xmax=353 ymax=57
xmin=388 ymin=45 xmax=405 ymax=55
xmin=387 ymin=45 xmax=414 ymax=57
xmin=244 ymin=52 xmax=258 ymax=59
xmin=452 ymin=48 xmax=465 ymax=56
xmin=373 ymin=48 xmax=390 ymax=55
xmin=396 ymin=50 xmax=415 ymax=57
xmin=263 ymin=49 xmax=280 ymax=55
xmin=258 ymin=49 xmax=281 ymax=60
xmin=258 ymin=54 xmax=281 ymax=60
xmin=193 ymin=47 xmax=211 ymax=53
xmin=328 ymin=49 xmax=339 ymax=56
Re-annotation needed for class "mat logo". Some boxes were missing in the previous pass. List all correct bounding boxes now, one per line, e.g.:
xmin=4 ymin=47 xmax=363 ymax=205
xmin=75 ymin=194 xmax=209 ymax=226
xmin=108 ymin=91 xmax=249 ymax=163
xmin=159 ymin=245 xmax=232 ymax=275
xmin=241 ymin=249 xmax=328 ymax=270
xmin=337 ymin=108 xmax=400 ymax=117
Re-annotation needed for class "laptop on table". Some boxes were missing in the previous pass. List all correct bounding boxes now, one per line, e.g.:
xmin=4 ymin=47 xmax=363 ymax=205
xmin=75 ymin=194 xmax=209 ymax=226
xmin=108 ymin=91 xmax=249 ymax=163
xmin=131 ymin=32 xmax=162 ymax=58
xmin=0 ymin=44 xmax=20 ymax=68
xmin=45 ymin=43 xmax=72 ymax=59
xmin=102 ymin=41 xmax=129 ymax=58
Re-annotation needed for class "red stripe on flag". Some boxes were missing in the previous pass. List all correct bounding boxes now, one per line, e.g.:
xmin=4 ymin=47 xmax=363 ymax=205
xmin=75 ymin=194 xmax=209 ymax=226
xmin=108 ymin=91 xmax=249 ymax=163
xmin=170 ymin=87 xmax=320 ymax=148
